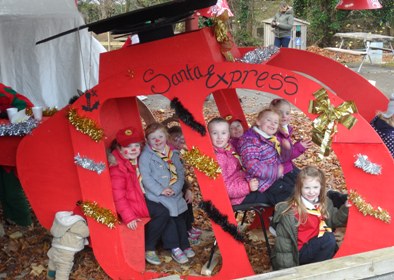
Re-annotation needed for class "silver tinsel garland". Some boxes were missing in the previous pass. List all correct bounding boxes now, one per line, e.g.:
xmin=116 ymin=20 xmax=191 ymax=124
xmin=354 ymin=154 xmax=381 ymax=175
xmin=236 ymin=45 xmax=279 ymax=64
xmin=0 ymin=118 xmax=39 ymax=136
xmin=74 ymin=153 xmax=106 ymax=175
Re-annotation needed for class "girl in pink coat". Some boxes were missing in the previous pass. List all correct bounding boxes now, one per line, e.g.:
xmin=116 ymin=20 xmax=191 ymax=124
xmin=208 ymin=117 xmax=270 ymax=205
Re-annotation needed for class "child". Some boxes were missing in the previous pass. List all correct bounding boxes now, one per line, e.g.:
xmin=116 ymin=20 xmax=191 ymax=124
xmin=208 ymin=117 xmax=270 ymax=205
xmin=47 ymin=211 xmax=89 ymax=280
xmin=269 ymin=98 xmax=313 ymax=180
xmin=237 ymin=108 xmax=292 ymax=205
xmin=271 ymin=166 xmax=350 ymax=270
xmin=167 ymin=125 xmax=202 ymax=244
xmin=226 ymin=116 xmax=245 ymax=150
xmin=370 ymin=93 xmax=394 ymax=157
xmin=139 ymin=122 xmax=195 ymax=264
xmin=109 ymin=126 xmax=170 ymax=265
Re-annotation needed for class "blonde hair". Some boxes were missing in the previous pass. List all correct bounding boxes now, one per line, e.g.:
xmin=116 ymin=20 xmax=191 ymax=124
xmin=254 ymin=108 xmax=280 ymax=126
xmin=269 ymin=98 xmax=291 ymax=109
xmin=276 ymin=166 xmax=329 ymax=226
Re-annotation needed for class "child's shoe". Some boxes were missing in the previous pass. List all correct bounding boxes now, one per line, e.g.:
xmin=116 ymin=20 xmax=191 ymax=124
xmin=171 ymin=247 xmax=189 ymax=264
xmin=183 ymin=247 xmax=195 ymax=258
xmin=188 ymin=235 xmax=201 ymax=245
xmin=46 ymin=270 xmax=56 ymax=280
xmin=145 ymin=251 xmax=161 ymax=265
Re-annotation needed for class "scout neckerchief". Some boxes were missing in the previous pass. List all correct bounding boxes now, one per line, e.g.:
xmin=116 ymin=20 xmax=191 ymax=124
xmin=153 ymin=145 xmax=178 ymax=186
xmin=301 ymin=196 xmax=332 ymax=237
xmin=280 ymin=124 xmax=289 ymax=136
xmin=129 ymin=158 xmax=145 ymax=194
xmin=252 ymin=126 xmax=281 ymax=155
xmin=224 ymin=143 xmax=245 ymax=170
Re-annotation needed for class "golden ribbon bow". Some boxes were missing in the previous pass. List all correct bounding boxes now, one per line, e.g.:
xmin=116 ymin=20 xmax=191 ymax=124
xmin=212 ymin=10 xmax=235 ymax=62
xmin=308 ymin=88 xmax=358 ymax=157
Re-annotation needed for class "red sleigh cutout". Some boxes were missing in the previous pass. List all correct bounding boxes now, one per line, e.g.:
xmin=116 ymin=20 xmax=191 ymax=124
xmin=17 ymin=1 xmax=393 ymax=279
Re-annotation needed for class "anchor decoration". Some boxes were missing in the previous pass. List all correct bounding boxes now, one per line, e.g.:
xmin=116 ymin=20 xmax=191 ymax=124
xmin=81 ymin=89 xmax=100 ymax=112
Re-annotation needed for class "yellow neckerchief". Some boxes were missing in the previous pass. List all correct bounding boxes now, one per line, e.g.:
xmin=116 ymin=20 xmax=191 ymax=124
xmin=153 ymin=145 xmax=177 ymax=186
xmin=280 ymin=124 xmax=289 ymax=136
xmin=224 ymin=143 xmax=245 ymax=170
xmin=129 ymin=158 xmax=145 ymax=194
xmin=301 ymin=196 xmax=332 ymax=237
xmin=252 ymin=126 xmax=281 ymax=155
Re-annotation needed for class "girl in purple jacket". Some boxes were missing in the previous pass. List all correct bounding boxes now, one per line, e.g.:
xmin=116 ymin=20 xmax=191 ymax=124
xmin=270 ymin=98 xmax=313 ymax=181
xmin=208 ymin=117 xmax=270 ymax=205
xmin=237 ymin=109 xmax=293 ymax=205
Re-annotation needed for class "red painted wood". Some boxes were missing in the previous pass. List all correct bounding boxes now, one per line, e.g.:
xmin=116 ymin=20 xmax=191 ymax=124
xmin=16 ymin=28 xmax=394 ymax=279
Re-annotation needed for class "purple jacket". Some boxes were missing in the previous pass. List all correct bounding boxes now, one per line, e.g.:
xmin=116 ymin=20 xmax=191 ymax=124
xmin=214 ymin=145 xmax=250 ymax=205
xmin=237 ymin=127 xmax=290 ymax=192
xmin=276 ymin=126 xmax=306 ymax=174
xmin=370 ymin=116 xmax=394 ymax=157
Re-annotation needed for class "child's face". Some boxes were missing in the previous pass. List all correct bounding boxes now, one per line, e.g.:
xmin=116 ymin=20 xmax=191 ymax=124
xmin=209 ymin=122 xmax=230 ymax=149
xmin=170 ymin=133 xmax=186 ymax=150
xmin=256 ymin=112 xmax=279 ymax=136
xmin=230 ymin=121 xmax=244 ymax=138
xmin=276 ymin=103 xmax=291 ymax=126
xmin=147 ymin=129 xmax=167 ymax=151
xmin=119 ymin=143 xmax=141 ymax=160
xmin=301 ymin=176 xmax=321 ymax=203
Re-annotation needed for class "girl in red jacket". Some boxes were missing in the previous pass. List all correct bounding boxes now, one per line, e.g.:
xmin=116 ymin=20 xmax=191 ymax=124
xmin=109 ymin=127 xmax=170 ymax=266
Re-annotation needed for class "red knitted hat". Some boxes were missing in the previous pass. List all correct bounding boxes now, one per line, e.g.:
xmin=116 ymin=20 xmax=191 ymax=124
xmin=225 ymin=115 xmax=242 ymax=125
xmin=116 ymin=127 xmax=144 ymax=147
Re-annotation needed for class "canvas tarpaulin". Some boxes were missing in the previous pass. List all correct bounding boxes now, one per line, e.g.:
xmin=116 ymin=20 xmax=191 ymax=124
xmin=0 ymin=0 xmax=106 ymax=108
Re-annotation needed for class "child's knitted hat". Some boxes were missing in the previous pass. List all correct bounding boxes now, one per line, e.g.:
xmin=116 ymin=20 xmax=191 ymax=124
xmin=382 ymin=93 xmax=394 ymax=118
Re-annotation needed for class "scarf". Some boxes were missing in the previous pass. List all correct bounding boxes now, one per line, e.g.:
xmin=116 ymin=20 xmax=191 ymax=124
xmin=253 ymin=126 xmax=281 ymax=155
xmin=153 ymin=145 xmax=178 ymax=186
xmin=129 ymin=159 xmax=145 ymax=194
xmin=301 ymin=196 xmax=332 ymax=238
xmin=224 ymin=143 xmax=245 ymax=170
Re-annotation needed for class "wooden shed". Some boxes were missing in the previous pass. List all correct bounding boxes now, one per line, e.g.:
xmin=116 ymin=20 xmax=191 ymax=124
xmin=261 ymin=17 xmax=309 ymax=49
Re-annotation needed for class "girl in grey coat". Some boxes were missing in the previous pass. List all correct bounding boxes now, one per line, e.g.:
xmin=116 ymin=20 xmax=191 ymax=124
xmin=139 ymin=123 xmax=195 ymax=264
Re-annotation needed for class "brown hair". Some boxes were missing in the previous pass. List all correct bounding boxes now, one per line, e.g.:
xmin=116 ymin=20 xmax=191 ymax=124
xmin=207 ymin=117 xmax=229 ymax=132
xmin=145 ymin=122 xmax=169 ymax=139
xmin=277 ymin=166 xmax=329 ymax=225
xmin=269 ymin=98 xmax=291 ymax=109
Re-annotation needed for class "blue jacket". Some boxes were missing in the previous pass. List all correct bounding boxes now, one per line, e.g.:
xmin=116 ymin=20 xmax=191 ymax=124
xmin=139 ymin=145 xmax=187 ymax=217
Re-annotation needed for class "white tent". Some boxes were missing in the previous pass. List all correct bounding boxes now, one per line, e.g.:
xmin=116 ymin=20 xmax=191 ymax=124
xmin=0 ymin=0 xmax=106 ymax=108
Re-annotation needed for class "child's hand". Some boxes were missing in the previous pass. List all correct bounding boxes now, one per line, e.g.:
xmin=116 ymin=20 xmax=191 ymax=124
xmin=249 ymin=178 xmax=259 ymax=192
xmin=184 ymin=189 xmax=193 ymax=203
xmin=282 ymin=139 xmax=291 ymax=150
xmin=278 ymin=164 xmax=284 ymax=178
xmin=300 ymin=138 xmax=313 ymax=149
xmin=127 ymin=219 xmax=141 ymax=230
xmin=345 ymin=200 xmax=352 ymax=208
xmin=162 ymin=188 xmax=175 ymax=196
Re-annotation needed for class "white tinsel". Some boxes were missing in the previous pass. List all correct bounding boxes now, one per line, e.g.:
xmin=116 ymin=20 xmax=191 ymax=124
xmin=236 ymin=45 xmax=279 ymax=64
xmin=74 ymin=153 xmax=106 ymax=175
xmin=354 ymin=154 xmax=381 ymax=175
xmin=0 ymin=118 xmax=39 ymax=136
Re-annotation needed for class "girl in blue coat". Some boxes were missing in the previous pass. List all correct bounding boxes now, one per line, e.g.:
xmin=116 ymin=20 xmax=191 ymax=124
xmin=139 ymin=122 xmax=194 ymax=264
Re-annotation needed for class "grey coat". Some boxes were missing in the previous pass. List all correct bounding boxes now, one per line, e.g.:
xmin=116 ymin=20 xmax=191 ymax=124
xmin=271 ymin=198 xmax=348 ymax=270
xmin=139 ymin=145 xmax=187 ymax=217
xmin=272 ymin=7 xmax=294 ymax=38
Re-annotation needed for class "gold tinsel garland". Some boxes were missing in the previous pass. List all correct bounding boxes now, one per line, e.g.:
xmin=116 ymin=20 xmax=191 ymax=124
xmin=26 ymin=107 xmax=59 ymax=117
xmin=77 ymin=200 xmax=119 ymax=229
xmin=68 ymin=108 xmax=104 ymax=142
xmin=181 ymin=147 xmax=221 ymax=179
xmin=349 ymin=189 xmax=391 ymax=224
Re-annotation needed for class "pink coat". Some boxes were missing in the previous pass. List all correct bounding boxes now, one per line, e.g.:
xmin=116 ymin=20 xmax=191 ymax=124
xmin=214 ymin=145 xmax=250 ymax=205
xmin=109 ymin=149 xmax=149 ymax=224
